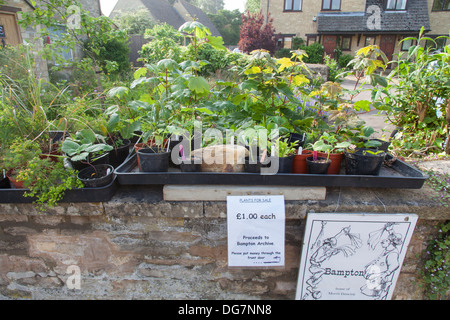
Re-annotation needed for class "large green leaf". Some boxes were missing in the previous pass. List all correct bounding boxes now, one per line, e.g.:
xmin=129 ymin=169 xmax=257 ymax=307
xmin=188 ymin=76 xmax=210 ymax=95
xmin=107 ymin=86 xmax=129 ymax=99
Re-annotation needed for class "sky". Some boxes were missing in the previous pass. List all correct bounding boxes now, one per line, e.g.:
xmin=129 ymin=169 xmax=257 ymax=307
xmin=99 ymin=0 xmax=245 ymax=17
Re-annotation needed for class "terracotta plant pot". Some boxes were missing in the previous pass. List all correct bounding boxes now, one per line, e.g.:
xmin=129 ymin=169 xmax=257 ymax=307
xmin=292 ymin=150 xmax=313 ymax=174
xmin=318 ymin=152 xmax=344 ymax=175
xmin=6 ymin=169 xmax=25 ymax=189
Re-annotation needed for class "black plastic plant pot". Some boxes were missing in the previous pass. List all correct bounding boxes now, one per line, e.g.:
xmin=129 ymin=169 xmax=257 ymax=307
xmin=0 ymin=176 xmax=11 ymax=189
xmin=344 ymin=149 xmax=386 ymax=176
xmin=370 ymin=139 xmax=391 ymax=152
xmin=109 ymin=139 xmax=131 ymax=168
xmin=306 ymin=156 xmax=331 ymax=174
xmin=244 ymin=157 xmax=265 ymax=173
xmin=277 ymin=155 xmax=295 ymax=174
xmin=288 ymin=132 xmax=306 ymax=148
xmin=137 ymin=148 xmax=171 ymax=172
xmin=180 ymin=159 xmax=202 ymax=172
xmin=77 ymin=164 xmax=114 ymax=188
xmin=69 ymin=153 xmax=110 ymax=171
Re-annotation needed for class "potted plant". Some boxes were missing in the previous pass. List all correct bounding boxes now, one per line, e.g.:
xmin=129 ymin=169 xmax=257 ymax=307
xmin=343 ymin=126 xmax=386 ymax=176
xmin=2 ymin=139 xmax=82 ymax=209
xmin=312 ymin=132 xmax=351 ymax=174
xmin=269 ymin=137 xmax=299 ymax=173
xmin=62 ymin=129 xmax=113 ymax=171
xmin=137 ymin=128 xmax=171 ymax=172
xmin=99 ymin=111 xmax=139 ymax=168
xmin=62 ymin=136 xmax=115 ymax=188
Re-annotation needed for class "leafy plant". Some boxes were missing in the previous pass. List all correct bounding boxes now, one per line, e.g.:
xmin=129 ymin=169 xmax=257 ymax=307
xmin=373 ymin=28 xmax=450 ymax=156
xmin=420 ymin=221 xmax=450 ymax=300
xmin=61 ymin=129 xmax=113 ymax=164
xmin=2 ymin=139 xmax=82 ymax=210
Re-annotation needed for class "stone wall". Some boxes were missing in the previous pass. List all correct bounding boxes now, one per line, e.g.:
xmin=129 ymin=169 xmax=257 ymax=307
xmin=0 ymin=184 xmax=447 ymax=300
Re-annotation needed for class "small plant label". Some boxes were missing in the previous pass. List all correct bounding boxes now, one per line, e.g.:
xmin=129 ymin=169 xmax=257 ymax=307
xmin=295 ymin=213 xmax=418 ymax=300
xmin=227 ymin=195 xmax=285 ymax=267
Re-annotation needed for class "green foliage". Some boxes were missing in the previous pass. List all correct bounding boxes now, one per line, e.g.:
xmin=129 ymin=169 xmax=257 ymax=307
xmin=297 ymin=43 xmax=324 ymax=64
xmin=140 ymin=24 xmax=183 ymax=64
xmin=112 ymin=9 xmax=156 ymax=35
xmin=372 ymin=29 xmax=450 ymax=156
xmin=338 ymin=54 xmax=353 ymax=69
xmin=324 ymin=55 xmax=343 ymax=83
xmin=207 ymin=9 xmax=242 ymax=45
xmin=420 ymin=221 xmax=450 ymax=300
xmin=19 ymin=0 xmax=129 ymax=82
xmin=84 ymin=36 xmax=131 ymax=76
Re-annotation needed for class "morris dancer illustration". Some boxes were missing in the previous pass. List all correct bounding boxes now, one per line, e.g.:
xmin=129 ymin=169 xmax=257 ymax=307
xmin=303 ymin=224 xmax=362 ymax=300
xmin=361 ymin=223 xmax=403 ymax=300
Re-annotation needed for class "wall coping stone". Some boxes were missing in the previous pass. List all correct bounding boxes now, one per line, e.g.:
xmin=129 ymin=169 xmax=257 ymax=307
xmin=0 ymin=185 xmax=447 ymax=221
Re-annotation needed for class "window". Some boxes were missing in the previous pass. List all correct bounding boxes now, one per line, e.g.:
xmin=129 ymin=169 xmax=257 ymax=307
xmin=400 ymin=37 xmax=415 ymax=51
xmin=284 ymin=0 xmax=302 ymax=11
xmin=432 ymin=0 xmax=450 ymax=11
xmin=425 ymin=37 xmax=447 ymax=50
xmin=307 ymin=35 xmax=318 ymax=46
xmin=386 ymin=0 xmax=407 ymax=10
xmin=47 ymin=25 xmax=73 ymax=65
xmin=341 ymin=36 xmax=352 ymax=51
xmin=365 ymin=36 xmax=376 ymax=47
xmin=322 ymin=0 xmax=341 ymax=11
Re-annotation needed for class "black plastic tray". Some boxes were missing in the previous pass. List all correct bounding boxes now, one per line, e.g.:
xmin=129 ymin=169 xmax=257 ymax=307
xmin=114 ymin=154 xmax=429 ymax=189
xmin=0 ymin=177 xmax=118 ymax=204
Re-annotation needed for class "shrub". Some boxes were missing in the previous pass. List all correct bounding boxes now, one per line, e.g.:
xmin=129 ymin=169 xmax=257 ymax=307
xmin=338 ymin=54 xmax=353 ymax=69
xmin=298 ymin=42 xmax=324 ymax=64
xmin=139 ymin=24 xmax=183 ymax=64
xmin=238 ymin=11 xmax=277 ymax=54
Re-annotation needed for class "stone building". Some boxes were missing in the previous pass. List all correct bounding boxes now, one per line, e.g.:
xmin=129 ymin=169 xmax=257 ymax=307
xmin=261 ymin=0 xmax=450 ymax=61
xmin=0 ymin=0 xmax=102 ymax=80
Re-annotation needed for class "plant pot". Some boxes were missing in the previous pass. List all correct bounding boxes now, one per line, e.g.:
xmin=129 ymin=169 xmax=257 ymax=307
xmin=180 ymin=158 xmax=202 ymax=172
xmin=306 ymin=156 xmax=332 ymax=174
xmin=69 ymin=152 xmax=110 ymax=171
xmin=137 ymin=147 xmax=171 ymax=172
xmin=318 ymin=152 xmax=344 ymax=175
xmin=0 ymin=175 xmax=11 ymax=189
xmin=244 ymin=157 xmax=265 ymax=173
xmin=288 ymin=132 xmax=306 ymax=148
xmin=292 ymin=150 xmax=313 ymax=174
xmin=277 ymin=154 xmax=295 ymax=173
xmin=109 ymin=139 xmax=131 ymax=168
xmin=77 ymin=164 xmax=114 ymax=188
xmin=369 ymin=139 xmax=391 ymax=152
xmin=344 ymin=149 xmax=386 ymax=176
xmin=48 ymin=130 xmax=68 ymax=143
xmin=6 ymin=169 xmax=25 ymax=189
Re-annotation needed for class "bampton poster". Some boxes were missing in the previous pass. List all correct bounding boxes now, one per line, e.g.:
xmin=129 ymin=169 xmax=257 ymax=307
xmin=296 ymin=213 xmax=418 ymax=300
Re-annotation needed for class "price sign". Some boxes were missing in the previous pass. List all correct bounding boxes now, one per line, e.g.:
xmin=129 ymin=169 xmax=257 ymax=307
xmin=227 ymin=195 xmax=285 ymax=267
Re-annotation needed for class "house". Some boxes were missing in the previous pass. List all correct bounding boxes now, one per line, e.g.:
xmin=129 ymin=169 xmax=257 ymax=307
xmin=261 ymin=0 xmax=450 ymax=61
xmin=0 ymin=0 xmax=102 ymax=79
xmin=110 ymin=0 xmax=222 ymax=37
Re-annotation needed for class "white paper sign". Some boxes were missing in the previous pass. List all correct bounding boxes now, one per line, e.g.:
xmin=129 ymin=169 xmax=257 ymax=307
xmin=296 ymin=213 xmax=418 ymax=300
xmin=227 ymin=195 xmax=285 ymax=267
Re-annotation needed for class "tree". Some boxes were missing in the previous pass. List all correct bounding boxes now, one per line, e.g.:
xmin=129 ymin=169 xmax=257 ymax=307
xmin=238 ymin=11 xmax=277 ymax=54
xmin=185 ymin=0 xmax=224 ymax=14
xmin=19 ymin=0 xmax=129 ymax=87
xmin=245 ymin=0 xmax=261 ymax=13
xmin=207 ymin=9 xmax=242 ymax=45
xmin=112 ymin=9 xmax=156 ymax=35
